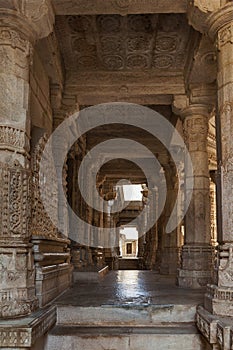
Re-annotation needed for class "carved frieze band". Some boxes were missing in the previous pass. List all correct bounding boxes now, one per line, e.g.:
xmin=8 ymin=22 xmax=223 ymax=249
xmin=0 ymin=125 xmax=30 ymax=154
xmin=0 ymin=306 xmax=56 ymax=347
xmin=53 ymin=0 xmax=187 ymax=15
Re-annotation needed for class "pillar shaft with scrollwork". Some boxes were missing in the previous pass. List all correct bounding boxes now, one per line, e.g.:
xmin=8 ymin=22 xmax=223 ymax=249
xmin=204 ymin=3 xmax=233 ymax=316
xmin=0 ymin=1 xmax=54 ymax=318
xmin=177 ymin=104 xmax=214 ymax=288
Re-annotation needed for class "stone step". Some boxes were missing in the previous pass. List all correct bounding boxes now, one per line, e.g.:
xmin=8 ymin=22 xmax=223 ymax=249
xmin=45 ymin=325 xmax=207 ymax=350
xmin=56 ymin=303 xmax=197 ymax=326
xmin=118 ymin=258 xmax=139 ymax=270
xmin=73 ymin=266 xmax=109 ymax=282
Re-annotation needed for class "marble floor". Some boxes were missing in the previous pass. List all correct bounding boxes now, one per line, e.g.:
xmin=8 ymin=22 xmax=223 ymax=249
xmin=55 ymin=270 xmax=205 ymax=307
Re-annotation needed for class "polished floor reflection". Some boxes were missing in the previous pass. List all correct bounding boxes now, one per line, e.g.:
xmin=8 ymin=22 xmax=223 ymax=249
xmin=56 ymin=271 xmax=205 ymax=307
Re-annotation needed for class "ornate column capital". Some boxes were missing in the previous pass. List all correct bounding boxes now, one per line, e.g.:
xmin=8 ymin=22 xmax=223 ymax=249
xmin=173 ymin=95 xmax=213 ymax=120
xmin=181 ymin=104 xmax=212 ymax=120
xmin=0 ymin=0 xmax=55 ymax=43
xmin=206 ymin=2 xmax=233 ymax=41
xmin=187 ymin=0 xmax=221 ymax=34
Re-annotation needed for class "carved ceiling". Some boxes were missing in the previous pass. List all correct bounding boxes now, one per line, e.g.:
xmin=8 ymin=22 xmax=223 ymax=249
xmin=56 ymin=14 xmax=192 ymax=73
xmin=52 ymin=13 xmax=209 ymax=106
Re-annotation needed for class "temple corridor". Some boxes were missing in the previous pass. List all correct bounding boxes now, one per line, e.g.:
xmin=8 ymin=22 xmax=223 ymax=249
xmin=1 ymin=1 xmax=233 ymax=349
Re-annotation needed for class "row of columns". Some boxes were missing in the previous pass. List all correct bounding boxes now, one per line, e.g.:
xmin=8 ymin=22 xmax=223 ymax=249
xmin=204 ymin=3 xmax=233 ymax=316
xmin=175 ymin=1 xmax=233 ymax=316
xmin=0 ymin=3 xmax=55 ymax=317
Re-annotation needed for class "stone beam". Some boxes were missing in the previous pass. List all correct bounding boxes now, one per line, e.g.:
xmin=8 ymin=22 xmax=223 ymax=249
xmin=64 ymin=73 xmax=185 ymax=106
xmin=52 ymin=0 xmax=188 ymax=15
xmin=75 ymin=95 xmax=173 ymax=106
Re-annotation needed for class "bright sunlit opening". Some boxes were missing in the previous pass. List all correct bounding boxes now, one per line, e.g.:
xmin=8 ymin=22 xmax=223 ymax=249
xmin=123 ymin=184 xmax=143 ymax=201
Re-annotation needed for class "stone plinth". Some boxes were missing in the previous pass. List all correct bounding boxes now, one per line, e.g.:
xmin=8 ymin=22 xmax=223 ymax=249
xmin=32 ymin=237 xmax=72 ymax=308
xmin=178 ymin=245 xmax=215 ymax=288
xmin=0 ymin=306 xmax=56 ymax=348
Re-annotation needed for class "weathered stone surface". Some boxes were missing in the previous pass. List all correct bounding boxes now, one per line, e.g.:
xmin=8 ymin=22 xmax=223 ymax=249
xmin=0 ymin=306 xmax=56 ymax=348
xmin=45 ymin=326 xmax=207 ymax=350
xmin=52 ymin=0 xmax=188 ymax=15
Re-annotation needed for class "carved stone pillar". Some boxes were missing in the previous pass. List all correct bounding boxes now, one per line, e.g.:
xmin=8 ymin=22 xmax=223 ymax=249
xmin=178 ymin=105 xmax=214 ymax=288
xmin=204 ymin=3 xmax=233 ymax=316
xmin=160 ymin=165 xmax=182 ymax=275
xmin=0 ymin=2 xmax=54 ymax=317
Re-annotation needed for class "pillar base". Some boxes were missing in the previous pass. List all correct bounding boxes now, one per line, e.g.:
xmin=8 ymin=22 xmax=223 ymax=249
xmin=178 ymin=269 xmax=213 ymax=289
xmin=205 ymin=284 xmax=233 ymax=317
xmin=0 ymin=244 xmax=38 ymax=319
xmin=160 ymin=247 xmax=181 ymax=275
xmin=0 ymin=305 xmax=56 ymax=348
xmin=177 ymin=245 xmax=214 ymax=288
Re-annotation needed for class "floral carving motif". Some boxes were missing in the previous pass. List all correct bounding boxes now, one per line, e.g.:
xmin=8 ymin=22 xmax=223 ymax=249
xmin=0 ymin=28 xmax=29 ymax=54
xmin=218 ymin=244 xmax=233 ymax=287
xmin=102 ymin=55 xmax=124 ymax=70
xmin=183 ymin=115 xmax=208 ymax=151
xmin=216 ymin=325 xmax=223 ymax=347
xmin=153 ymin=54 xmax=174 ymax=69
xmin=196 ymin=313 xmax=210 ymax=340
xmin=0 ymin=126 xmax=29 ymax=153
xmin=97 ymin=15 xmax=122 ymax=33
xmin=126 ymin=54 xmax=149 ymax=69
xmin=73 ymin=38 xmax=96 ymax=55
xmin=218 ymin=24 xmax=233 ymax=48
xmin=64 ymin=14 xmax=189 ymax=72
xmin=78 ymin=55 xmax=98 ymax=69
xmin=101 ymin=36 xmax=124 ymax=53
xmin=128 ymin=15 xmax=152 ymax=32
xmin=127 ymin=34 xmax=152 ymax=52
xmin=68 ymin=15 xmax=93 ymax=33
xmin=112 ymin=0 xmax=130 ymax=10
xmin=155 ymin=34 xmax=178 ymax=52
xmin=31 ymin=134 xmax=59 ymax=239
xmin=0 ymin=161 xmax=30 ymax=239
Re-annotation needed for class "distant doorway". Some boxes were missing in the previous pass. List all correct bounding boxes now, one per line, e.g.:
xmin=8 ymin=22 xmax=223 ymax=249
xmin=120 ymin=226 xmax=138 ymax=258
xmin=127 ymin=243 xmax=133 ymax=255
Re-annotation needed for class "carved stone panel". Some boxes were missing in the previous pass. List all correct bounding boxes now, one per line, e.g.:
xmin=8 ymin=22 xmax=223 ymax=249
xmin=31 ymin=134 xmax=59 ymax=239
xmin=0 ymin=161 xmax=31 ymax=242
